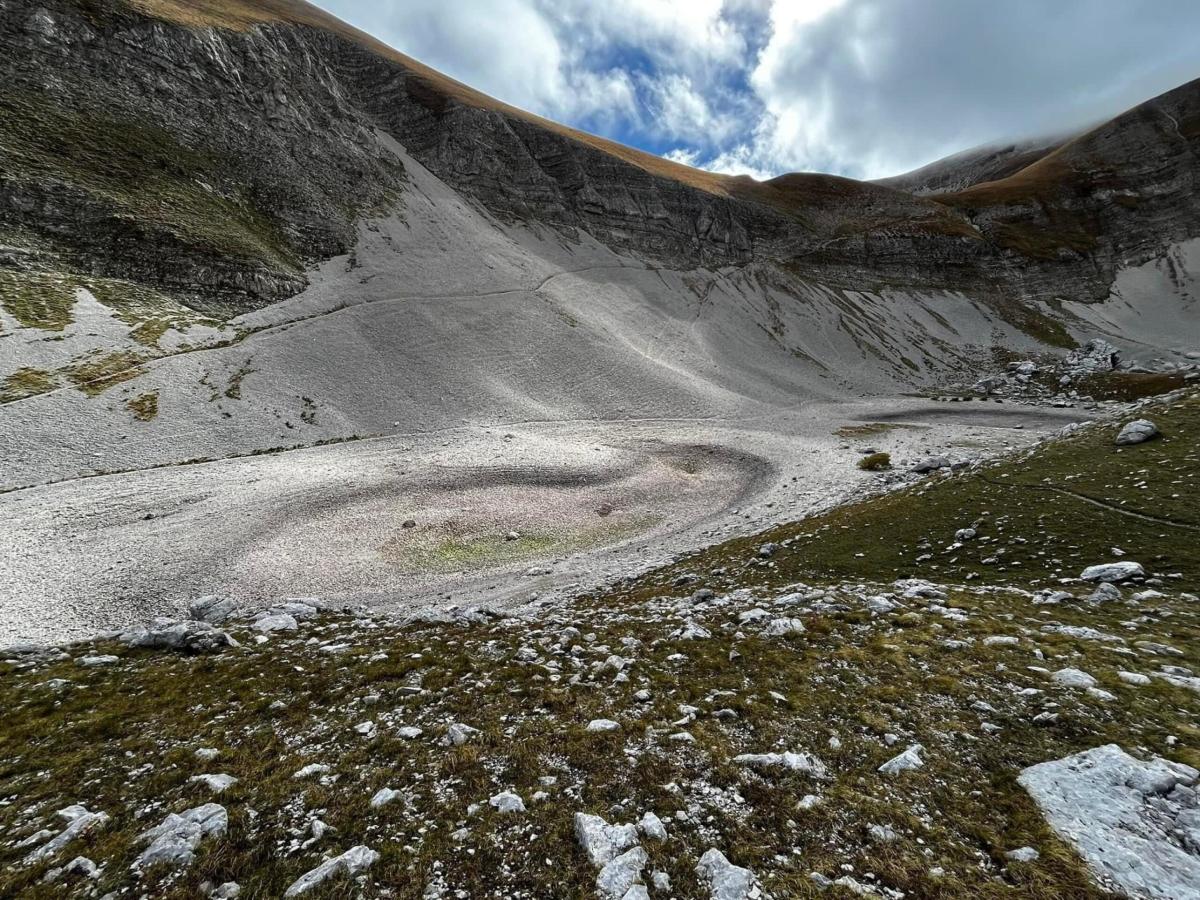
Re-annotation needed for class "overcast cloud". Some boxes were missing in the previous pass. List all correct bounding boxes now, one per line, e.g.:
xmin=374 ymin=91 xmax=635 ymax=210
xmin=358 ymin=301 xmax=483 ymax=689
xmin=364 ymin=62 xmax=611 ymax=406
xmin=315 ymin=0 xmax=1200 ymax=180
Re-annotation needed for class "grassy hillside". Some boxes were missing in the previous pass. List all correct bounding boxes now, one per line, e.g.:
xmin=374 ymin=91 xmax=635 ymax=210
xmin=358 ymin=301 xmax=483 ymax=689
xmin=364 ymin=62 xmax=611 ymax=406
xmin=2 ymin=390 xmax=1197 ymax=898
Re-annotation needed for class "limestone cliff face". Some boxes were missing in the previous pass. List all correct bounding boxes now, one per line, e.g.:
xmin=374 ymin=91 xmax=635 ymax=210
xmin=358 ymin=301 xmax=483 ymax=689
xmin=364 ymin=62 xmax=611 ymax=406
xmin=2 ymin=0 xmax=1199 ymax=319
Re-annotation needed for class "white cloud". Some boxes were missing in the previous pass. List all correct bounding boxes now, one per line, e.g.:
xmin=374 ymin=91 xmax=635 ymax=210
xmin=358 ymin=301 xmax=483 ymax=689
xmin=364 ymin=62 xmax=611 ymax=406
xmin=316 ymin=0 xmax=1200 ymax=181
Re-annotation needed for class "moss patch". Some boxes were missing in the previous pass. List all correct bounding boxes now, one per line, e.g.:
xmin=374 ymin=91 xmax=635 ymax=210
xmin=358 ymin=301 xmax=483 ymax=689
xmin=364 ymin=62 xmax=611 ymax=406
xmin=0 ymin=90 xmax=301 ymax=273
xmin=383 ymin=518 xmax=658 ymax=575
xmin=0 ymin=367 xmax=57 ymax=402
xmin=0 ymin=270 xmax=77 ymax=331
xmin=126 ymin=391 xmax=159 ymax=421
xmin=857 ymin=452 xmax=891 ymax=471
xmin=65 ymin=351 xmax=145 ymax=397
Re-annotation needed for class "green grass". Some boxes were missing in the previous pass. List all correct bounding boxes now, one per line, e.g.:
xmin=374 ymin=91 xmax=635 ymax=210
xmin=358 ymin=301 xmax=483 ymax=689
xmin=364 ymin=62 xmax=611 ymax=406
xmin=1 ymin=389 xmax=1196 ymax=899
xmin=383 ymin=517 xmax=659 ymax=574
xmin=0 ymin=367 xmax=57 ymax=402
xmin=0 ymin=90 xmax=301 ymax=274
xmin=64 ymin=350 xmax=145 ymax=397
xmin=0 ymin=270 xmax=77 ymax=330
xmin=126 ymin=391 xmax=159 ymax=421
xmin=857 ymin=452 xmax=891 ymax=471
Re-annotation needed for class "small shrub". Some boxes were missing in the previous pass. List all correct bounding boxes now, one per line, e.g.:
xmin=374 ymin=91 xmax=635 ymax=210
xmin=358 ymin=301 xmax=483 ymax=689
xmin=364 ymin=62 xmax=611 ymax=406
xmin=858 ymin=452 xmax=891 ymax=471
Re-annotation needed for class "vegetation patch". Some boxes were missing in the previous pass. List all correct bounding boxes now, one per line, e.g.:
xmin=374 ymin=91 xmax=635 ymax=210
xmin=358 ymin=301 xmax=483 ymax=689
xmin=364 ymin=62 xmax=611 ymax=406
xmin=835 ymin=422 xmax=928 ymax=440
xmin=383 ymin=517 xmax=658 ymax=575
xmin=0 ymin=367 xmax=57 ymax=402
xmin=65 ymin=351 xmax=145 ymax=397
xmin=0 ymin=269 xmax=77 ymax=331
xmin=126 ymin=391 xmax=159 ymax=422
xmin=0 ymin=91 xmax=301 ymax=274
xmin=1073 ymin=370 xmax=1189 ymax=402
xmin=857 ymin=452 xmax=892 ymax=471
xmin=986 ymin=294 xmax=1077 ymax=350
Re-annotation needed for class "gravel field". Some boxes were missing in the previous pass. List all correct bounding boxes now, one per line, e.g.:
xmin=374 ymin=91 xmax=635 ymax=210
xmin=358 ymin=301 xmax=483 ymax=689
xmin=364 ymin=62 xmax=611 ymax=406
xmin=0 ymin=399 xmax=1085 ymax=644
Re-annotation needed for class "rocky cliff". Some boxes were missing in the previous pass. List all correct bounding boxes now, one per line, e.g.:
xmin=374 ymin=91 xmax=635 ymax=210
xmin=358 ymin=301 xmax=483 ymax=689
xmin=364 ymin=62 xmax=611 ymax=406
xmin=3 ymin=0 xmax=1199 ymax=319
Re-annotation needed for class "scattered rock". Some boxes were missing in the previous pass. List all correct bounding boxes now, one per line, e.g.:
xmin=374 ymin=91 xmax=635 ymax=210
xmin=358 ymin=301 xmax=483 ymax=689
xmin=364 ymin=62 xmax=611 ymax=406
xmin=370 ymin=788 xmax=400 ymax=809
xmin=76 ymin=655 xmax=118 ymax=667
xmin=1115 ymin=419 xmax=1160 ymax=446
xmin=638 ymin=812 xmax=668 ymax=842
xmin=878 ymin=744 xmax=924 ymax=775
xmin=586 ymin=719 xmax=621 ymax=733
xmin=489 ymin=791 xmax=525 ymax=814
xmin=134 ymin=804 xmax=227 ymax=871
xmin=283 ymin=845 xmax=379 ymax=897
xmin=596 ymin=846 xmax=648 ymax=900
xmin=575 ymin=813 xmax=640 ymax=867
xmin=1119 ymin=671 xmax=1152 ymax=686
xmin=443 ymin=723 xmax=479 ymax=746
xmin=23 ymin=805 xmax=110 ymax=865
xmin=293 ymin=763 xmax=331 ymax=779
xmin=188 ymin=595 xmax=238 ymax=624
xmin=1051 ymin=668 xmax=1098 ymax=689
xmin=762 ymin=617 xmax=805 ymax=637
xmin=1005 ymin=846 xmax=1040 ymax=863
xmin=253 ymin=613 xmax=298 ymax=633
xmin=911 ymin=456 xmax=950 ymax=474
xmin=695 ymin=848 xmax=761 ymax=900
xmin=43 ymin=856 xmax=100 ymax=883
xmin=122 ymin=619 xmax=237 ymax=653
xmin=1080 ymin=561 xmax=1145 ymax=583
xmin=189 ymin=774 xmax=237 ymax=794
xmin=1087 ymin=583 xmax=1122 ymax=605
xmin=733 ymin=751 xmax=826 ymax=778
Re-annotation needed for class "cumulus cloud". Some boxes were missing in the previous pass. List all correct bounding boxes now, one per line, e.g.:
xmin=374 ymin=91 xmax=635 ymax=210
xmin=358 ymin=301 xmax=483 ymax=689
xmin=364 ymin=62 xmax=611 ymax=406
xmin=316 ymin=0 xmax=1200 ymax=180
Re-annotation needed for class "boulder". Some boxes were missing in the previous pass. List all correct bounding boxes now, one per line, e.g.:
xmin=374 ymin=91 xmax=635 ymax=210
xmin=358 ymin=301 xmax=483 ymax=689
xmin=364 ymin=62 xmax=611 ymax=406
xmin=489 ymin=791 xmax=525 ymax=814
xmin=1065 ymin=339 xmax=1119 ymax=374
xmin=596 ymin=846 xmax=648 ymax=900
xmin=283 ymin=845 xmax=379 ymax=897
xmin=134 ymin=804 xmax=227 ymax=870
xmin=252 ymin=613 xmax=298 ymax=633
xmin=23 ymin=805 xmax=110 ymax=865
xmin=188 ymin=595 xmax=238 ymax=624
xmin=878 ymin=744 xmax=924 ymax=775
xmin=1087 ymin=583 xmax=1123 ymax=605
xmin=695 ymin=849 xmax=761 ymax=900
xmin=911 ymin=456 xmax=950 ymax=474
xmin=1018 ymin=745 xmax=1200 ymax=899
xmin=1051 ymin=668 xmax=1098 ymax=689
xmin=122 ymin=619 xmax=236 ymax=653
xmin=733 ymin=751 xmax=826 ymax=777
xmin=1116 ymin=419 xmax=1160 ymax=446
xmin=574 ymin=813 xmax=640 ymax=867
xmin=1080 ymin=561 xmax=1145 ymax=583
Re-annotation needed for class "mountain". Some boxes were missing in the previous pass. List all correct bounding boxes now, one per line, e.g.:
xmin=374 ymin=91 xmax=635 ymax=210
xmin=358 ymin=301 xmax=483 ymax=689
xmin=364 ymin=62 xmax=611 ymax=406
xmin=1 ymin=0 xmax=1199 ymax=492
xmin=873 ymin=134 xmax=1072 ymax=196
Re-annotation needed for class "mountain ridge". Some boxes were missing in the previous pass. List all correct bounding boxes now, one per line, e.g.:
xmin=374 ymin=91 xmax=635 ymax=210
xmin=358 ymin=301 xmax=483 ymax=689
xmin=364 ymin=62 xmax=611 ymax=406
xmin=4 ymin=0 xmax=1198 ymax=318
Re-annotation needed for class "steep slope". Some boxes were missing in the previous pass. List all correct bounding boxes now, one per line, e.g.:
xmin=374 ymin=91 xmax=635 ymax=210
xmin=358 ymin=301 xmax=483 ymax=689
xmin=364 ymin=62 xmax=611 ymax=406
xmin=5 ymin=0 xmax=1198 ymax=318
xmin=937 ymin=77 xmax=1200 ymax=274
xmin=874 ymin=133 xmax=1072 ymax=196
xmin=1 ymin=0 xmax=1199 ymax=496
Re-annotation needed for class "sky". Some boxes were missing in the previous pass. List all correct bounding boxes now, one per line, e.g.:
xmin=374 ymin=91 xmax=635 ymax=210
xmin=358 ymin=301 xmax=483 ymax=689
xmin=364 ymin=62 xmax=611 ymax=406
xmin=314 ymin=0 xmax=1200 ymax=181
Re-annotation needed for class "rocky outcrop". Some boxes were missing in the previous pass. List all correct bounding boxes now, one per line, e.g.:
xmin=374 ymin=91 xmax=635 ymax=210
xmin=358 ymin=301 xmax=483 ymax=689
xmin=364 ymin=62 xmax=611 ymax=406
xmin=2 ymin=0 xmax=1199 ymax=318
xmin=1019 ymin=745 xmax=1200 ymax=899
